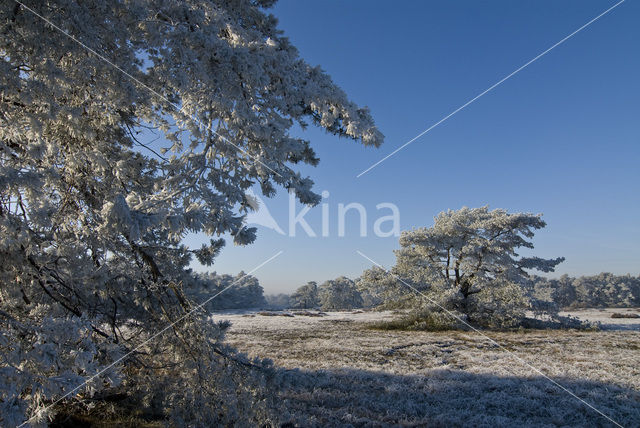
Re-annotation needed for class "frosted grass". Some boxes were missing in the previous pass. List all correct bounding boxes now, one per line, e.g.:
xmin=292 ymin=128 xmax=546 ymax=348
xmin=216 ymin=309 xmax=640 ymax=426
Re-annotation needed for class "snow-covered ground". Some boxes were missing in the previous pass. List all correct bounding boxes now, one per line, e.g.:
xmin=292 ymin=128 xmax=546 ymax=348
xmin=560 ymin=307 xmax=640 ymax=330
xmin=215 ymin=309 xmax=640 ymax=427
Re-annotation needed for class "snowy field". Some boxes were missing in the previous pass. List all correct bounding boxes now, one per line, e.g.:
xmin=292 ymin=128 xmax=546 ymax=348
xmin=215 ymin=309 xmax=640 ymax=427
xmin=558 ymin=307 xmax=640 ymax=331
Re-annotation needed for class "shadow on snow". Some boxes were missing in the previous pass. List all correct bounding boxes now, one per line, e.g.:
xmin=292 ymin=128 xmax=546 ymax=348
xmin=278 ymin=368 xmax=640 ymax=427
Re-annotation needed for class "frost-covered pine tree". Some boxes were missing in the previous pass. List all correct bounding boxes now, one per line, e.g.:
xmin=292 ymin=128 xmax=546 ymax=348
xmin=319 ymin=277 xmax=363 ymax=310
xmin=362 ymin=207 xmax=564 ymax=328
xmin=0 ymin=0 xmax=382 ymax=425
xmin=290 ymin=281 xmax=319 ymax=309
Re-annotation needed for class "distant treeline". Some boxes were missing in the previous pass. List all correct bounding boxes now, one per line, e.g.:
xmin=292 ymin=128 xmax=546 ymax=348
xmin=266 ymin=277 xmax=371 ymax=311
xmin=530 ymin=273 xmax=640 ymax=309
xmin=184 ymin=271 xmax=267 ymax=310
xmin=185 ymin=271 xmax=640 ymax=312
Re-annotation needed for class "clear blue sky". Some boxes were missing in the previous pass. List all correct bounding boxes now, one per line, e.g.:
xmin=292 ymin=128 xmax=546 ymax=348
xmin=190 ymin=0 xmax=640 ymax=294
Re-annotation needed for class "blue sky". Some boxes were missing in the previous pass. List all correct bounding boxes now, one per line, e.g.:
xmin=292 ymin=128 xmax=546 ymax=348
xmin=190 ymin=0 xmax=639 ymax=294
